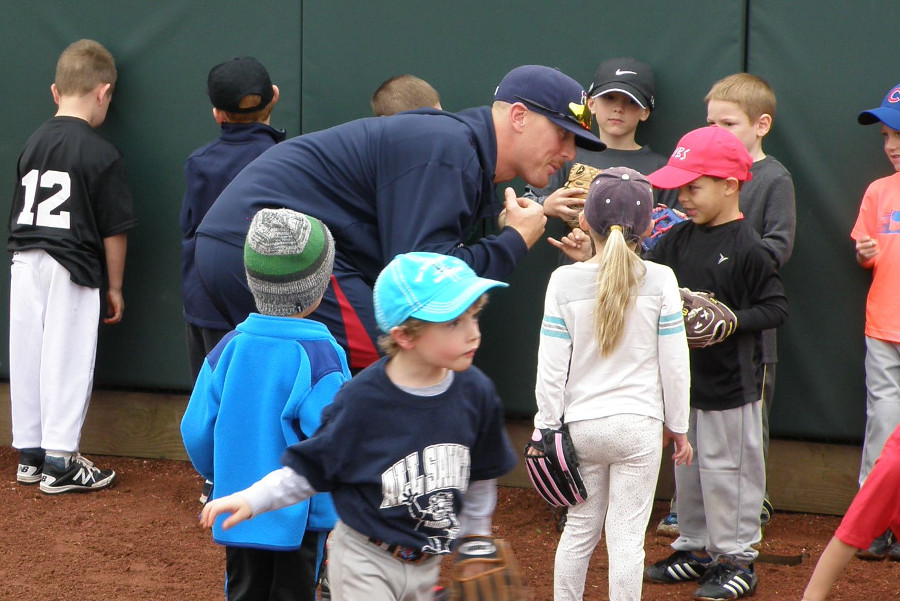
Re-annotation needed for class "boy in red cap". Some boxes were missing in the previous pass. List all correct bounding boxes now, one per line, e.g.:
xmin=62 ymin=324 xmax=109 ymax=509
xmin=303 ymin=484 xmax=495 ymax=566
xmin=641 ymin=126 xmax=788 ymax=600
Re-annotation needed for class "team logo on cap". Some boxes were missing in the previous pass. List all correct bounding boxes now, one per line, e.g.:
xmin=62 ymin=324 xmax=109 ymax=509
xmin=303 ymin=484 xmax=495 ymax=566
xmin=889 ymin=87 xmax=900 ymax=104
xmin=672 ymin=146 xmax=692 ymax=160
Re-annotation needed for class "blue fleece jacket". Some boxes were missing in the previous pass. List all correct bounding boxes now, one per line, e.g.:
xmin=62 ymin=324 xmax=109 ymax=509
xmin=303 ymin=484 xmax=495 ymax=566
xmin=181 ymin=314 xmax=349 ymax=549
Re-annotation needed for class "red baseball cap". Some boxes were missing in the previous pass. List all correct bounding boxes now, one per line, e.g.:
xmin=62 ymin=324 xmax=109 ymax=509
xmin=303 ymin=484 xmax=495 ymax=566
xmin=647 ymin=126 xmax=753 ymax=189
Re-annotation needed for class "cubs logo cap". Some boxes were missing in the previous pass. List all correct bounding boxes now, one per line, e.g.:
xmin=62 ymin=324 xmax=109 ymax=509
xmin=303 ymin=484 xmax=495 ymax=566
xmin=494 ymin=65 xmax=606 ymax=151
xmin=373 ymin=252 xmax=507 ymax=332
xmin=647 ymin=126 xmax=754 ymax=190
xmin=208 ymin=56 xmax=274 ymax=113
xmin=587 ymin=57 xmax=656 ymax=110
xmin=583 ymin=167 xmax=653 ymax=239
xmin=858 ymin=82 xmax=900 ymax=130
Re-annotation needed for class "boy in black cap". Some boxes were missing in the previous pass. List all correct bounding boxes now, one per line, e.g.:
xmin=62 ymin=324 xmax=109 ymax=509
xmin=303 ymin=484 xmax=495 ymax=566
xmin=180 ymin=56 xmax=284 ymax=383
xmin=526 ymin=57 xmax=676 ymax=225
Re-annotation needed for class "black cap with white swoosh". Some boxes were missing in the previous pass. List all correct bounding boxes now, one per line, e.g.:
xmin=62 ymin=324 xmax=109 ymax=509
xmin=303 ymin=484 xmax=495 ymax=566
xmin=587 ymin=57 xmax=656 ymax=110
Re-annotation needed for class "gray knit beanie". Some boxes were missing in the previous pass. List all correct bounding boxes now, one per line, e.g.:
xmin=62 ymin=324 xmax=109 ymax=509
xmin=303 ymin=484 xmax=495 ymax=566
xmin=244 ymin=208 xmax=335 ymax=316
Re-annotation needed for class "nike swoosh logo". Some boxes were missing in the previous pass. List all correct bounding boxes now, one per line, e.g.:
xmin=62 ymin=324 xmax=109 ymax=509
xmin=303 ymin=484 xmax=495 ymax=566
xmin=615 ymin=69 xmax=637 ymax=76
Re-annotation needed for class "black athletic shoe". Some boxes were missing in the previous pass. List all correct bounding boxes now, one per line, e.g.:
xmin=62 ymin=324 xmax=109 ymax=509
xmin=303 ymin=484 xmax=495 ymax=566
xmin=760 ymin=498 xmax=774 ymax=526
xmin=644 ymin=550 xmax=712 ymax=583
xmin=39 ymin=454 xmax=116 ymax=494
xmin=692 ymin=561 xmax=757 ymax=600
xmin=17 ymin=448 xmax=45 ymax=484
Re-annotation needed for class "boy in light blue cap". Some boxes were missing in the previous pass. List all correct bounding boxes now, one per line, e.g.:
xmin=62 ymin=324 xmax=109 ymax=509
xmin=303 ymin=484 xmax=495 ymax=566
xmin=199 ymin=252 xmax=518 ymax=601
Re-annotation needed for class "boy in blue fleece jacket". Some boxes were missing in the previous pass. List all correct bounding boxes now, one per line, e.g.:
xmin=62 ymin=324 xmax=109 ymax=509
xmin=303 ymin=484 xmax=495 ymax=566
xmin=181 ymin=208 xmax=349 ymax=601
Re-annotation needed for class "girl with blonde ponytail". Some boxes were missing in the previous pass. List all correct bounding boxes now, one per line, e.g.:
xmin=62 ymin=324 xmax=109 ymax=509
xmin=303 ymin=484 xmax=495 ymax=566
xmin=533 ymin=167 xmax=692 ymax=601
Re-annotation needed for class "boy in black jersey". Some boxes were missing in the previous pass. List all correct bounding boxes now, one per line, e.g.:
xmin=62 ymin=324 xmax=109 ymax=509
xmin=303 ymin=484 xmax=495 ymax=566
xmin=641 ymin=126 xmax=787 ymax=601
xmin=7 ymin=39 xmax=137 ymax=494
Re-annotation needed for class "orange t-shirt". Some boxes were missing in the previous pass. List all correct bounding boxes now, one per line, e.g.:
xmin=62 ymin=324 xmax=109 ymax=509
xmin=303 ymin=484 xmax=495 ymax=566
xmin=852 ymin=171 xmax=900 ymax=343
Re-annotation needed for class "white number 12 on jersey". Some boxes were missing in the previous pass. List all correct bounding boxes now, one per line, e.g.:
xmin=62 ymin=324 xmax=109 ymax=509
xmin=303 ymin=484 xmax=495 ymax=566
xmin=17 ymin=169 xmax=71 ymax=229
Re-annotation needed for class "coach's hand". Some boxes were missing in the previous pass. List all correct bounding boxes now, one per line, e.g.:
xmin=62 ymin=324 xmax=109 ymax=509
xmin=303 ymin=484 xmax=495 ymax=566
xmin=502 ymin=187 xmax=546 ymax=249
xmin=200 ymin=493 xmax=253 ymax=530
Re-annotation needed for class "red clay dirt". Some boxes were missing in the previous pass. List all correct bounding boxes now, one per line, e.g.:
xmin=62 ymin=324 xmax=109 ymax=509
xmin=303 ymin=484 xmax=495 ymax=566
xmin=1 ymin=446 xmax=897 ymax=600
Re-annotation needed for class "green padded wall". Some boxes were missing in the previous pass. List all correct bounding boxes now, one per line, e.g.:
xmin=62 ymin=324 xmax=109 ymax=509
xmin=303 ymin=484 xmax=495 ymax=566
xmin=1 ymin=2 xmax=895 ymax=443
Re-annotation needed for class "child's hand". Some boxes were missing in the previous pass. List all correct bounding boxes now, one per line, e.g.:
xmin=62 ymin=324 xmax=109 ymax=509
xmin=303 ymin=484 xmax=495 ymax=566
xmin=548 ymin=227 xmax=593 ymax=262
xmin=664 ymin=428 xmax=693 ymax=466
xmin=855 ymin=236 xmax=878 ymax=262
xmin=103 ymin=289 xmax=124 ymax=324
xmin=542 ymin=187 xmax=586 ymax=223
xmin=199 ymin=494 xmax=253 ymax=530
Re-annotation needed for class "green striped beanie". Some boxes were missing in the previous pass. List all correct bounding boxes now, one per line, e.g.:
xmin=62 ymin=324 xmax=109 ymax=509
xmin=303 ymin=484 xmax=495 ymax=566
xmin=244 ymin=208 xmax=335 ymax=316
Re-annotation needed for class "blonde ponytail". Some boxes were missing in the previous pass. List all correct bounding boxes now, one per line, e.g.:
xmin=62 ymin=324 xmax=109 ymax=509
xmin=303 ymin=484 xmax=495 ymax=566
xmin=593 ymin=225 xmax=646 ymax=355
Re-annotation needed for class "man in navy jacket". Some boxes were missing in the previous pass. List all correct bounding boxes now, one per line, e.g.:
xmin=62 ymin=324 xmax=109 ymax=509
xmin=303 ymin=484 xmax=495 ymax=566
xmin=195 ymin=65 xmax=605 ymax=371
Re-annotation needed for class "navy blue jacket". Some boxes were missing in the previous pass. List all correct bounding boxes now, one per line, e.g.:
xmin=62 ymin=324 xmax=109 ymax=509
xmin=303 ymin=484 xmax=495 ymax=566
xmin=195 ymin=108 xmax=526 ymax=367
xmin=180 ymin=122 xmax=285 ymax=328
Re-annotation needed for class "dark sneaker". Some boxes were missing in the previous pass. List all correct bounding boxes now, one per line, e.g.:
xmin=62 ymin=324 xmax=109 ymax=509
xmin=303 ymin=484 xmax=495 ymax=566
xmin=856 ymin=529 xmax=893 ymax=560
xmin=760 ymin=498 xmax=774 ymax=527
xmin=692 ymin=561 xmax=757 ymax=600
xmin=39 ymin=454 xmax=116 ymax=494
xmin=657 ymin=512 xmax=680 ymax=537
xmin=645 ymin=550 xmax=711 ymax=583
xmin=17 ymin=448 xmax=45 ymax=484
xmin=888 ymin=540 xmax=900 ymax=562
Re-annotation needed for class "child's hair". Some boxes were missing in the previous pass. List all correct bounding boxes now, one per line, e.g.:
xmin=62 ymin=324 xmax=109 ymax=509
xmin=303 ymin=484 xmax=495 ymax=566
xmin=377 ymin=295 xmax=488 ymax=357
xmin=704 ymin=73 xmax=776 ymax=122
xmin=592 ymin=226 xmax=645 ymax=356
xmin=371 ymin=74 xmax=441 ymax=117
xmin=54 ymin=39 xmax=117 ymax=97
xmin=221 ymin=100 xmax=275 ymax=124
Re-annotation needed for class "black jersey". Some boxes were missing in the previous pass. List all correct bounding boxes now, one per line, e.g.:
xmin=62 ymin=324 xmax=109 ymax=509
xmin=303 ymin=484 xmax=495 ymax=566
xmin=8 ymin=116 xmax=137 ymax=288
xmin=646 ymin=219 xmax=787 ymax=410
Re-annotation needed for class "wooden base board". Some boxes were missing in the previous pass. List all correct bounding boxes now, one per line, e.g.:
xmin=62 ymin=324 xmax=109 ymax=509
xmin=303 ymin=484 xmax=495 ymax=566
xmin=0 ymin=385 xmax=859 ymax=516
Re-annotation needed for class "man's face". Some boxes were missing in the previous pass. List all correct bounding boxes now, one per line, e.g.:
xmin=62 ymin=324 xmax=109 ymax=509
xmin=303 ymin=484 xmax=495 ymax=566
xmin=518 ymin=110 xmax=576 ymax=188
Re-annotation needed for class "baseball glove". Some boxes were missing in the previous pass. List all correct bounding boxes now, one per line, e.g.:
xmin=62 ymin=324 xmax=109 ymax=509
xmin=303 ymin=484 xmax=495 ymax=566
xmin=680 ymin=287 xmax=738 ymax=348
xmin=641 ymin=204 xmax=688 ymax=252
xmin=523 ymin=426 xmax=587 ymax=507
xmin=448 ymin=536 xmax=527 ymax=601
xmin=562 ymin=163 xmax=602 ymax=228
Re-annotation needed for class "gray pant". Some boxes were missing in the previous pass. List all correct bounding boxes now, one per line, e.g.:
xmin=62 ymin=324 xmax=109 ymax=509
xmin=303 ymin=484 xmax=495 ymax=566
xmin=860 ymin=336 xmax=900 ymax=485
xmin=672 ymin=402 xmax=765 ymax=564
xmin=328 ymin=521 xmax=442 ymax=601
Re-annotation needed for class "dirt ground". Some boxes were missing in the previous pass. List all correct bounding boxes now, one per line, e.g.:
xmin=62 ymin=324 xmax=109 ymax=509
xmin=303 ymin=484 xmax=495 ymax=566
xmin=1 ymin=446 xmax=897 ymax=601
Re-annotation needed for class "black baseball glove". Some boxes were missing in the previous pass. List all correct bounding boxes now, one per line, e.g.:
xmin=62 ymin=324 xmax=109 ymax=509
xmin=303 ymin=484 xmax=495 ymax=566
xmin=523 ymin=426 xmax=587 ymax=507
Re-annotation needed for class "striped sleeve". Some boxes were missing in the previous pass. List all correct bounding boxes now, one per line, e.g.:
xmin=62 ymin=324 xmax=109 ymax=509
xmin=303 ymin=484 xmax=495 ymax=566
xmin=534 ymin=272 xmax=571 ymax=431
xmin=657 ymin=267 xmax=690 ymax=434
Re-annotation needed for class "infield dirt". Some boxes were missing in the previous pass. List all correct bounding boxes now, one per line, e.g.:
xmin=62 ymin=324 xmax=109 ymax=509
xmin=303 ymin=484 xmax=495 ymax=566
xmin=1 ymin=446 xmax=896 ymax=600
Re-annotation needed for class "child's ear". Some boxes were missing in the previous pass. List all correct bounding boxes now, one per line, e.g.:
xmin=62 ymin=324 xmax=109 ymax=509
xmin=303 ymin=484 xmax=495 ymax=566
xmin=638 ymin=107 xmax=651 ymax=122
xmin=50 ymin=83 xmax=60 ymax=106
xmin=390 ymin=326 xmax=417 ymax=350
xmin=756 ymin=113 xmax=772 ymax=137
xmin=212 ymin=107 xmax=227 ymax=124
xmin=96 ymin=82 xmax=112 ymax=105
xmin=724 ymin=177 xmax=741 ymax=195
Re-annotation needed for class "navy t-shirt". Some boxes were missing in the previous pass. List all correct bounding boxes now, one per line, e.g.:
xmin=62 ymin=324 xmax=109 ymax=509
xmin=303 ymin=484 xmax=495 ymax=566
xmin=282 ymin=357 xmax=517 ymax=554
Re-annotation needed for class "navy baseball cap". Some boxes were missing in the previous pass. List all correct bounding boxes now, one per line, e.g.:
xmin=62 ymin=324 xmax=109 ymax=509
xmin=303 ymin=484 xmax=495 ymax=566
xmin=494 ymin=65 xmax=606 ymax=151
xmin=858 ymin=82 xmax=900 ymax=130
xmin=208 ymin=57 xmax=274 ymax=113
xmin=373 ymin=252 xmax=507 ymax=332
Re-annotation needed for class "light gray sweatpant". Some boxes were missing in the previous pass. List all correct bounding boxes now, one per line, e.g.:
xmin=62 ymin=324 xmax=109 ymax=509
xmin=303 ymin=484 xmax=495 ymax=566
xmin=860 ymin=336 xmax=900 ymax=486
xmin=672 ymin=402 xmax=764 ymax=565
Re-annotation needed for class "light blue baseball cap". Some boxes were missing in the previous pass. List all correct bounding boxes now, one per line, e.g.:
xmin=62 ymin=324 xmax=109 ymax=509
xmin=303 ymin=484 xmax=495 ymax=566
xmin=374 ymin=252 xmax=508 ymax=332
